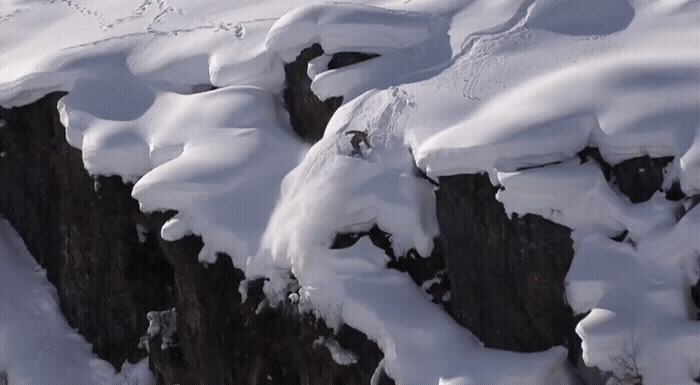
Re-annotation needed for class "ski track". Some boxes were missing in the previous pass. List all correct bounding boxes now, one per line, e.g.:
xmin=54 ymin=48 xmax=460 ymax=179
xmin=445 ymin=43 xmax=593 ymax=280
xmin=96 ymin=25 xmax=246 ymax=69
xmin=458 ymin=0 xmax=537 ymax=99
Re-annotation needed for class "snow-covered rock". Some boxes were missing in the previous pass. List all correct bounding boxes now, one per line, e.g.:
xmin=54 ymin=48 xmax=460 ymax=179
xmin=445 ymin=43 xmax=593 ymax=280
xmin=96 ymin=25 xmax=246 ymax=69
xmin=1 ymin=0 xmax=699 ymax=383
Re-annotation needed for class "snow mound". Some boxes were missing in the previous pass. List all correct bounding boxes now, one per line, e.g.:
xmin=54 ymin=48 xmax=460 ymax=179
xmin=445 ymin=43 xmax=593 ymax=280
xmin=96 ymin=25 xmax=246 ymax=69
xmin=525 ymin=0 xmax=635 ymax=36
xmin=416 ymin=54 xmax=700 ymax=180
xmin=131 ymin=86 xmax=306 ymax=265
xmin=266 ymin=3 xmax=452 ymax=102
xmin=265 ymin=4 xmax=435 ymax=62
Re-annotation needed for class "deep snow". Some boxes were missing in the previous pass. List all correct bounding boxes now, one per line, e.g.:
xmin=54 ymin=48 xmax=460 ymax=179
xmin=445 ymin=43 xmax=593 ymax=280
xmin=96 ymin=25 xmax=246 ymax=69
xmin=1 ymin=0 xmax=699 ymax=383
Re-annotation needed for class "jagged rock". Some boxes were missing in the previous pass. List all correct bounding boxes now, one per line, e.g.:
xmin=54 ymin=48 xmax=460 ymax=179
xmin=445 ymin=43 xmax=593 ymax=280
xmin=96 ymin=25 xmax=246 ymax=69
xmin=283 ymin=44 xmax=379 ymax=143
xmin=327 ymin=52 xmax=379 ymax=70
xmin=0 ymin=92 xmax=175 ymax=367
xmin=435 ymin=173 xmax=578 ymax=354
xmin=692 ymin=278 xmax=700 ymax=320
xmin=332 ymin=226 xmax=451 ymax=311
xmin=578 ymin=147 xmax=675 ymax=204
xmin=147 ymin=211 xmax=389 ymax=384
xmin=612 ymin=155 xmax=674 ymax=203
xmin=0 ymin=93 xmax=389 ymax=384
xmin=283 ymin=43 xmax=342 ymax=143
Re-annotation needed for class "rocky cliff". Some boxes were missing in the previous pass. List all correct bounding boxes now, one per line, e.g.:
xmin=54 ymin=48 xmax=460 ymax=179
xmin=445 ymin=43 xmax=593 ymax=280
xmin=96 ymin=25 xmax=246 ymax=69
xmin=0 ymin=46 xmax=695 ymax=384
xmin=0 ymin=93 xmax=389 ymax=385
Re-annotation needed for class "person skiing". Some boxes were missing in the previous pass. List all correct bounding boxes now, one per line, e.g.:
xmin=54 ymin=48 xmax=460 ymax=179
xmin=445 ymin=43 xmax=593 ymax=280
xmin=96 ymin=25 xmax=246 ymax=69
xmin=346 ymin=130 xmax=371 ymax=158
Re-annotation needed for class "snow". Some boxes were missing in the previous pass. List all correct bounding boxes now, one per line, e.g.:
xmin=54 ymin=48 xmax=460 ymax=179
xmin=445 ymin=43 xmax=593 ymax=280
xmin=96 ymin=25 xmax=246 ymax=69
xmin=0 ymin=219 xmax=154 ymax=385
xmin=416 ymin=53 xmax=699 ymax=178
xmin=1 ymin=0 xmax=699 ymax=383
xmin=314 ymin=336 xmax=359 ymax=366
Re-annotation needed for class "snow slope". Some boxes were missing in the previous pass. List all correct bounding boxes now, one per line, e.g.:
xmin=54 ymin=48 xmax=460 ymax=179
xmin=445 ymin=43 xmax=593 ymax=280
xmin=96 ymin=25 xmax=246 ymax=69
xmin=0 ymin=219 xmax=154 ymax=385
xmin=1 ymin=0 xmax=699 ymax=383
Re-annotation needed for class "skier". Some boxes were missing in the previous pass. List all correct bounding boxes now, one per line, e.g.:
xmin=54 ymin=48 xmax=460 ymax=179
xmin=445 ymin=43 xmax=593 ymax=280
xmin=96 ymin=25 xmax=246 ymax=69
xmin=346 ymin=130 xmax=371 ymax=158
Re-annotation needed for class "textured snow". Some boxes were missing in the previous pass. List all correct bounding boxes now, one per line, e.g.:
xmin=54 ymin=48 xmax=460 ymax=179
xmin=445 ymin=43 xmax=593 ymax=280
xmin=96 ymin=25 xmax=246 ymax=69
xmin=1 ymin=0 xmax=700 ymax=383
xmin=0 ymin=219 xmax=154 ymax=385
xmin=416 ymin=54 xmax=699 ymax=178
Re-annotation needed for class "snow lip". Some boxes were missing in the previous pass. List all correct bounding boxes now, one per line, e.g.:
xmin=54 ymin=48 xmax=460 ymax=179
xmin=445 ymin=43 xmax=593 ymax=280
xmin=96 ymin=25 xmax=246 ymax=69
xmin=265 ymin=4 xmax=435 ymax=62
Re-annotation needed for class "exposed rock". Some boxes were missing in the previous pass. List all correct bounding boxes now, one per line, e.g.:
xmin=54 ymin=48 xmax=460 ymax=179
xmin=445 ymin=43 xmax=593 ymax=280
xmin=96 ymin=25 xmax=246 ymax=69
xmin=577 ymin=147 xmax=612 ymax=180
xmin=0 ymin=92 xmax=175 ymax=367
xmin=147 ymin=211 xmax=389 ymax=384
xmin=666 ymin=181 xmax=686 ymax=201
xmin=435 ymin=173 xmax=578 ymax=354
xmin=327 ymin=52 xmax=379 ymax=70
xmin=611 ymin=155 xmax=674 ymax=203
xmin=0 ymin=93 xmax=389 ymax=384
xmin=692 ymin=278 xmax=700 ymax=320
xmin=578 ymin=147 xmax=676 ymax=204
xmin=332 ymin=226 xmax=451 ymax=311
xmin=283 ymin=44 xmax=379 ymax=143
xmin=283 ymin=43 xmax=343 ymax=143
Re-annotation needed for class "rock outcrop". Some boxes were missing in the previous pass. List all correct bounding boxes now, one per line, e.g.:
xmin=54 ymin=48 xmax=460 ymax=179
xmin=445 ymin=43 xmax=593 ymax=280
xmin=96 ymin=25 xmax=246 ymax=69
xmin=0 ymin=92 xmax=174 ymax=367
xmin=611 ymin=155 xmax=673 ymax=204
xmin=1 ymin=62 xmax=689 ymax=385
xmin=433 ymin=151 xmax=686 ymax=379
xmin=283 ymin=44 xmax=378 ymax=143
xmin=435 ymin=173 xmax=578 ymax=354
xmin=0 ymin=93 xmax=389 ymax=384
xmin=146 ymin=212 xmax=390 ymax=385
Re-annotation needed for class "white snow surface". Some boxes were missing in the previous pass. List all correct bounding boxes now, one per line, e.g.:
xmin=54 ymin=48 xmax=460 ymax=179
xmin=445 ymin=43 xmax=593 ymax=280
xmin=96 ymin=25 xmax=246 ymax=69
xmin=0 ymin=219 xmax=155 ymax=385
xmin=1 ymin=0 xmax=700 ymax=383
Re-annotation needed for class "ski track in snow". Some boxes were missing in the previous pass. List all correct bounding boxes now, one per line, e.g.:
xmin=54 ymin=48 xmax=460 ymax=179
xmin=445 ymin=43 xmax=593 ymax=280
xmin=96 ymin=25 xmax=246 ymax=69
xmin=39 ymin=0 xmax=244 ymax=39
xmin=454 ymin=0 xmax=536 ymax=100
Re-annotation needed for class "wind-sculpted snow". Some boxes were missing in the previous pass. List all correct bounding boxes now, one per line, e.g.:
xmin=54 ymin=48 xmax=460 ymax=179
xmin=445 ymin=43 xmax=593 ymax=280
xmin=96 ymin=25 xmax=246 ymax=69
xmin=416 ymin=54 xmax=700 ymax=180
xmin=131 ymin=87 xmax=306 ymax=265
xmin=1 ymin=0 xmax=700 ymax=383
xmin=495 ymin=162 xmax=700 ymax=382
xmin=265 ymin=3 xmax=452 ymax=102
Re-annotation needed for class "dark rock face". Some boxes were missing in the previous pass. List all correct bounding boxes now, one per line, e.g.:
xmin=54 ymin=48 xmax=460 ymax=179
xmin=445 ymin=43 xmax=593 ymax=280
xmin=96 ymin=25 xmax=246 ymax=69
xmin=333 ymin=226 xmax=451 ymax=311
xmin=435 ymin=173 xmax=578 ymax=354
xmin=692 ymin=277 xmax=700 ymax=320
xmin=328 ymin=52 xmax=379 ymax=70
xmin=283 ymin=43 xmax=343 ymax=143
xmin=578 ymin=147 xmax=675 ymax=204
xmin=611 ymin=155 xmax=673 ymax=203
xmin=0 ymin=93 xmax=388 ymax=384
xmin=0 ymin=92 xmax=175 ymax=367
xmin=283 ymin=44 xmax=378 ymax=143
xmin=146 ymin=212 xmax=389 ymax=385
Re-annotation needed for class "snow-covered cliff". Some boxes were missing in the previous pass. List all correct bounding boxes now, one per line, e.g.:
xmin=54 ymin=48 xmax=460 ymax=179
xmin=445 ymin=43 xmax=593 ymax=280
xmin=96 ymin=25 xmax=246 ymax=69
xmin=1 ymin=0 xmax=699 ymax=384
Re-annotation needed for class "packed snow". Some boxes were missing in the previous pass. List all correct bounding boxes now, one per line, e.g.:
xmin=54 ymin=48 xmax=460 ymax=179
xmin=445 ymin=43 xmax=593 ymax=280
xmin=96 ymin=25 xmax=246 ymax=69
xmin=1 ymin=0 xmax=699 ymax=383
xmin=0 ymin=219 xmax=154 ymax=385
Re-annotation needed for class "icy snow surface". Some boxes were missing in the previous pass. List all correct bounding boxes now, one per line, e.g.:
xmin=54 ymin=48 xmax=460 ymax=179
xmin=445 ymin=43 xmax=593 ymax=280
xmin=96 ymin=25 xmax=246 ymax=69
xmin=0 ymin=219 xmax=154 ymax=385
xmin=1 ymin=0 xmax=699 ymax=383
